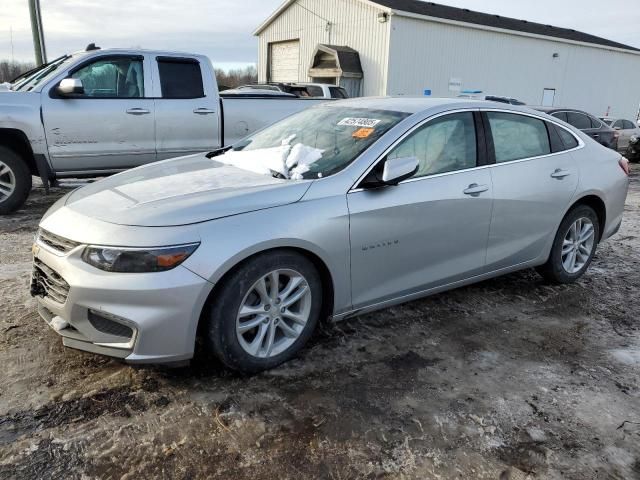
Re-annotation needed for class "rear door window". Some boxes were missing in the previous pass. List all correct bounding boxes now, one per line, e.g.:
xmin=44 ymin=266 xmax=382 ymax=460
xmin=566 ymin=112 xmax=592 ymax=130
xmin=305 ymin=85 xmax=324 ymax=97
xmin=487 ymin=112 xmax=551 ymax=163
xmin=623 ymin=120 xmax=636 ymax=130
xmin=158 ymin=58 xmax=204 ymax=99
xmin=330 ymin=87 xmax=348 ymax=99
xmin=551 ymin=111 xmax=568 ymax=122
xmin=588 ymin=116 xmax=603 ymax=128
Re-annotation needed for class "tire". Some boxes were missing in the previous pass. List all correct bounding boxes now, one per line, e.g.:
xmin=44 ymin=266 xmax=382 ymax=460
xmin=204 ymin=250 xmax=323 ymax=373
xmin=0 ymin=146 xmax=32 ymax=215
xmin=536 ymin=205 xmax=600 ymax=283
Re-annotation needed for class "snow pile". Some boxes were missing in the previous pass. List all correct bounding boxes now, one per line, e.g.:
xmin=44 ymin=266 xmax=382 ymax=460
xmin=218 ymin=138 xmax=323 ymax=180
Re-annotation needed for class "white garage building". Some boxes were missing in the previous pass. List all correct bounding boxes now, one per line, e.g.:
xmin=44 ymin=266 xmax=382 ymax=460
xmin=254 ymin=0 xmax=640 ymax=119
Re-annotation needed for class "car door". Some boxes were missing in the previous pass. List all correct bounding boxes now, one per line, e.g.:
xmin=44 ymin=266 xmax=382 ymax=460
xmin=41 ymin=54 xmax=156 ymax=173
xmin=347 ymin=111 xmax=493 ymax=309
xmin=483 ymin=111 xmax=579 ymax=270
xmin=153 ymin=56 xmax=221 ymax=160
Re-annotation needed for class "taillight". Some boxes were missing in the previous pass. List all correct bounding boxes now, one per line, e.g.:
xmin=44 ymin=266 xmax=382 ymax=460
xmin=619 ymin=157 xmax=630 ymax=175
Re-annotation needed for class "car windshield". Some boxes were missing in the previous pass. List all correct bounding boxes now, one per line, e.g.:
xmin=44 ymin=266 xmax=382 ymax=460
xmin=12 ymin=55 xmax=74 ymax=91
xmin=218 ymin=106 xmax=410 ymax=179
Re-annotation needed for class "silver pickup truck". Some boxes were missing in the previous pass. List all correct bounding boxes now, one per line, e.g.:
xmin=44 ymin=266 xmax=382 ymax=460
xmin=0 ymin=46 xmax=329 ymax=213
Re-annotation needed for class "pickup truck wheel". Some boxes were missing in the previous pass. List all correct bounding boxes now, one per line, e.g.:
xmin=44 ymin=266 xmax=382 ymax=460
xmin=204 ymin=251 xmax=322 ymax=373
xmin=0 ymin=146 xmax=32 ymax=215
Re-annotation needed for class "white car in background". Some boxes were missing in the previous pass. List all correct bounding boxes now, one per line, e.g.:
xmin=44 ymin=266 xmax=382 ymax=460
xmin=237 ymin=82 xmax=349 ymax=99
xmin=600 ymin=117 xmax=640 ymax=152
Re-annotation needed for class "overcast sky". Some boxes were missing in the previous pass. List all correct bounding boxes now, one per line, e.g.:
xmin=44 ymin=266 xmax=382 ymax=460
xmin=2 ymin=0 xmax=639 ymax=70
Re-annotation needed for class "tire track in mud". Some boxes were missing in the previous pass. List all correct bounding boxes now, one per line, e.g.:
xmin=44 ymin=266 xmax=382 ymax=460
xmin=0 ymin=387 xmax=147 ymax=445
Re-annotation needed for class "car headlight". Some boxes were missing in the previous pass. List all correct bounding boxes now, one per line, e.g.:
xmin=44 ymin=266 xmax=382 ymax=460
xmin=81 ymin=243 xmax=199 ymax=273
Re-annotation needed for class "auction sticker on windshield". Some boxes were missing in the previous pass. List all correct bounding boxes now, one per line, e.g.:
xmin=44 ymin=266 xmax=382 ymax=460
xmin=352 ymin=127 xmax=375 ymax=139
xmin=338 ymin=118 xmax=382 ymax=128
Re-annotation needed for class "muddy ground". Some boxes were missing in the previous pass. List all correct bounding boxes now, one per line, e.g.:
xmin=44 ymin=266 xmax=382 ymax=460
xmin=0 ymin=172 xmax=639 ymax=480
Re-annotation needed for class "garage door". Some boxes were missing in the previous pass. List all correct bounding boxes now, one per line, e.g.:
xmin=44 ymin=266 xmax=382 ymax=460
xmin=269 ymin=40 xmax=300 ymax=83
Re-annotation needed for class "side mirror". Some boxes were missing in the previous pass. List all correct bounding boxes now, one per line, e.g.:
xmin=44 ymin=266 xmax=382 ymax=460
xmin=359 ymin=156 xmax=419 ymax=189
xmin=614 ymin=126 xmax=621 ymax=131
xmin=381 ymin=156 xmax=419 ymax=185
xmin=57 ymin=78 xmax=84 ymax=96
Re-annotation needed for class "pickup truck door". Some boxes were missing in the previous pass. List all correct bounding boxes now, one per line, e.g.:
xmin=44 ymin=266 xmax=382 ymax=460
xmin=153 ymin=56 xmax=221 ymax=160
xmin=41 ymin=54 xmax=156 ymax=173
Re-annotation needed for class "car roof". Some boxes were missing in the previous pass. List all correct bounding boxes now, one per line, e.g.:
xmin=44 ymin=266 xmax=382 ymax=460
xmin=326 ymin=96 xmax=518 ymax=114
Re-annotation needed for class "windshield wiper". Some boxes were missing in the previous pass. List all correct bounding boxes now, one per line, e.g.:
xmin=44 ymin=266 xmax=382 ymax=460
xmin=206 ymin=146 xmax=233 ymax=158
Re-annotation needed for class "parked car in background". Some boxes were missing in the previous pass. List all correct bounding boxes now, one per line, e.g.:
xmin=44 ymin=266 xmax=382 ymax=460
xmin=0 ymin=46 xmax=332 ymax=214
xmin=484 ymin=95 xmax=526 ymax=105
xmin=236 ymin=82 xmax=349 ymax=99
xmin=600 ymin=117 xmax=640 ymax=153
xmin=298 ymin=83 xmax=349 ymax=99
xmin=458 ymin=94 xmax=526 ymax=105
xmin=534 ymin=107 xmax=618 ymax=150
xmin=32 ymin=98 xmax=629 ymax=372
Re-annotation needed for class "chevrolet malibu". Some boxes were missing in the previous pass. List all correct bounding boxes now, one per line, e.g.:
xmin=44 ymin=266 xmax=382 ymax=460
xmin=32 ymin=98 xmax=630 ymax=372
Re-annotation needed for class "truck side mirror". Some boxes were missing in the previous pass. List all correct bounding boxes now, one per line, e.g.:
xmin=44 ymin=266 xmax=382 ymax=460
xmin=57 ymin=78 xmax=84 ymax=96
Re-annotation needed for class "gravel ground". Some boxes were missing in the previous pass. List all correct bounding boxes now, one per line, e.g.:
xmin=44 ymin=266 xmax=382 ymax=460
xmin=0 ymin=172 xmax=639 ymax=480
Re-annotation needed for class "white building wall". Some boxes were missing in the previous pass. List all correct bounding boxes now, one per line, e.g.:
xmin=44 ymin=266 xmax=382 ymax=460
xmin=257 ymin=0 xmax=391 ymax=97
xmin=387 ymin=15 xmax=640 ymax=120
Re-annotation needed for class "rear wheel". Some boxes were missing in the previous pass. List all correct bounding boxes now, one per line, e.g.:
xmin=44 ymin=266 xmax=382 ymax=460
xmin=536 ymin=205 xmax=599 ymax=283
xmin=204 ymin=250 xmax=322 ymax=373
xmin=0 ymin=146 xmax=32 ymax=214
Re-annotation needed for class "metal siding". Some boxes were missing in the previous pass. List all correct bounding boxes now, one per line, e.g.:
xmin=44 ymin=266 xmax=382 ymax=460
xmin=387 ymin=15 xmax=640 ymax=119
xmin=257 ymin=0 xmax=389 ymax=96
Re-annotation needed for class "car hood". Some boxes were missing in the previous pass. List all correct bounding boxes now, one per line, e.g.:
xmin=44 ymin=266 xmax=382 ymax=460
xmin=64 ymin=154 xmax=312 ymax=227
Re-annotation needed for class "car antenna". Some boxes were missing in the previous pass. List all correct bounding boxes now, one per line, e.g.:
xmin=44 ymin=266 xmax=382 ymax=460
xmin=85 ymin=43 xmax=100 ymax=51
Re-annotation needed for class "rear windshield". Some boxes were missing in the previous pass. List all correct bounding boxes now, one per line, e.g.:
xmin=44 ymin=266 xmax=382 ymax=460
xmin=218 ymin=106 xmax=410 ymax=179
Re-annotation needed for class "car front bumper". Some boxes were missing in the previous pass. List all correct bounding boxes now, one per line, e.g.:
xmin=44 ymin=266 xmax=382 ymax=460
xmin=31 ymin=240 xmax=213 ymax=364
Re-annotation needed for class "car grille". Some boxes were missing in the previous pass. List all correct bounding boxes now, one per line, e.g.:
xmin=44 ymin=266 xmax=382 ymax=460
xmin=31 ymin=258 xmax=70 ymax=304
xmin=37 ymin=228 xmax=80 ymax=254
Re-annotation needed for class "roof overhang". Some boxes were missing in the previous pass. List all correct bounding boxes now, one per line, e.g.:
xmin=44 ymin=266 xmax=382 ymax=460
xmin=254 ymin=0 xmax=640 ymax=56
xmin=388 ymin=8 xmax=640 ymax=56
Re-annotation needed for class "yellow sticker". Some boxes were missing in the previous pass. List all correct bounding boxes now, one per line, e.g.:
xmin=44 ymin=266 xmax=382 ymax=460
xmin=352 ymin=127 xmax=374 ymax=139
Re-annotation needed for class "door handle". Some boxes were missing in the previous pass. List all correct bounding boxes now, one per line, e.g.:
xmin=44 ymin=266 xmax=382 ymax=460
xmin=126 ymin=108 xmax=150 ymax=115
xmin=193 ymin=108 xmax=216 ymax=115
xmin=592 ymin=134 xmax=599 ymax=138
xmin=463 ymin=183 xmax=489 ymax=196
xmin=550 ymin=168 xmax=571 ymax=179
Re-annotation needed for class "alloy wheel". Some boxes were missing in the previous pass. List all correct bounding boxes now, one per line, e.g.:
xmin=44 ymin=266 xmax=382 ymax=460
xmin=0 ymin=160 xmax=16 ymax=203
xmin=561 ymin=217 xmax=595 ymax=274
xmin=236 ymin=268 xmax=312 ymax=358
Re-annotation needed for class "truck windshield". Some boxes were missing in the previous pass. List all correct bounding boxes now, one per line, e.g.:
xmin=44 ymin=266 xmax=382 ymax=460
xmin=12 ymin=55 xmax=73 ymax=91
xmin=219 ymin=106 xmax=410 ymax=179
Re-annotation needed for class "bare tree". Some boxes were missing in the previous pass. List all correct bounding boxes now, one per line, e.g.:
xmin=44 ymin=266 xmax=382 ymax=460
xmin=0 ymin=60 xmax=35 ymax=83
xmin=215 ymin=65 xmax=258 ymax=90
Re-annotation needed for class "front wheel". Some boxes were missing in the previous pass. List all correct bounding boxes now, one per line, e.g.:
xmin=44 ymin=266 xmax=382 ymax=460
xmin=204 ymin=251 xmax=323 ymax=373
xmin=0 ymin=146 xmax=32 ymax=215
xmin=536 ymin=205 xmax=599 ymax=283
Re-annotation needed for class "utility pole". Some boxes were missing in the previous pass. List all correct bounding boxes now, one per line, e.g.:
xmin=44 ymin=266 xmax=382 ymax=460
xmin=28 ymin=0 xmax=47 ymax=66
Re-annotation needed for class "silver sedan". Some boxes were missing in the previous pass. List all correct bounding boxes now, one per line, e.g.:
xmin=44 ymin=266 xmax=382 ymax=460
xmin=32 ymin=98 xmax=630 ymax=372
